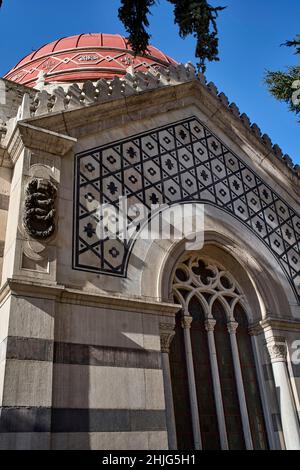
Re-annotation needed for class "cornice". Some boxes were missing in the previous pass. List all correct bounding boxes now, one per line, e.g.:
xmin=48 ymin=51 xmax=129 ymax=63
xmin=5 ymin=122 xmax=77 ymax=164
xmin=4 ymin=63 xmax=296 ymax=182
xmin=248 ymin=316 xmax=300 ymax=335
xmin=2 ymin=63 xmax=299 ymax=194
xmin=1 ymin=77 xmax=34 ymax=95
xmin=18 ymin=80 xmax=300 ymax=197
xmin=6 ymin=126 xmax=24 ymax=164
xmin=0 ymin=144 xmax=11 ymax=168
xmin=0 ymin=279 xmax=181 ymax=317
xmin=17 ymin=122 xmax=77 ymax=155
xmin=261 ymin=316 xmax=300 ymax=332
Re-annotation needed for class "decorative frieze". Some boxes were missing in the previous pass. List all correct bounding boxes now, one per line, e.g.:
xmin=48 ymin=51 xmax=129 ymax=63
xmin=23 ymin=63 xmax=197 ymax=118
xmin=74 ymin=116 xmax=300 ymax=302
xmin=2 ymin=59 xmax=299 ymax=177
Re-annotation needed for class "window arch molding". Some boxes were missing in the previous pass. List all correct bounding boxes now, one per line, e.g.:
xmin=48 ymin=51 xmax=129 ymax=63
xmin=155 ymin=232 xmax=293 ymax=324
xmin=161 ymin=238 xmax=265 ymax=325
xmin=135 ymin=204 xmax=295 ymax=319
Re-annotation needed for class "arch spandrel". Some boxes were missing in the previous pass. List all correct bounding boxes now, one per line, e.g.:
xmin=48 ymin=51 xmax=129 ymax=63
xmin=74 ymin=116 xmax=300 ymax=304
xmin=134 ymin=204 xmax=296 ymax=322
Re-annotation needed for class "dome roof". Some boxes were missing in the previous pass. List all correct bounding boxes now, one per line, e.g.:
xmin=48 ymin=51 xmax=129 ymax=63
xmin=4 ymin=33 xmax=177 ymax=88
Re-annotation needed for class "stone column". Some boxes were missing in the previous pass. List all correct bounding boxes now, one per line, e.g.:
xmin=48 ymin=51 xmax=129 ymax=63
xmin=159 ymin=322 xmax=177 ymax=450
xmin=181 ymin=315 xmax=202 ymax=450
xmin=250 ymin=332 xmax=277 ymax=449
xmin=227 ymin=320 xmax=253 ymax=450
xmin=266 ymin=337 xmax=300 ymax=450
xmin=205 ymin=318 xmax=229 ymax=450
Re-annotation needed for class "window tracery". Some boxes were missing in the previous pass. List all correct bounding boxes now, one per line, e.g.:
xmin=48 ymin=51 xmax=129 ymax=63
xmin=169 ymin=252 xmax=268 ymax=450
xmin=172 ymin=254 xmax=244 ymax=321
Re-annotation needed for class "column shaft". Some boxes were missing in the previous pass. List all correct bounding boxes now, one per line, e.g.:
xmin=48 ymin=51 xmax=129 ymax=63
xmin=182 ymin=316 xmax=202 ymax=450
xmin=159 ymin=323 xmax=177 ymax=450
xmin=250 ymin=335 xmax=277 ymax=449
xmin=205 ymin=319 xmax=229 ymax=450
xmin=267 ymin=338 xmax=300 ymax=450
xmin=161 ymin=352 xmax=177 ymax=450
xmin=228 ymin=321 xmax=253 ymax=450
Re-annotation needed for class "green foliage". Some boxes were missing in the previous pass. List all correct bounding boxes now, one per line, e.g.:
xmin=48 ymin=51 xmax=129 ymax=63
xmin=265 ymin=36 xmax=300 ymax=119
xmin=168 ymin=0 xmax=226 ymax=73
xmin=118 ymin=0 xmax=225 ymax=73
xmin=118 ymin=0 xmax=156 ymax=55
xmin=284 ymin=35 xmax=300 ymax=54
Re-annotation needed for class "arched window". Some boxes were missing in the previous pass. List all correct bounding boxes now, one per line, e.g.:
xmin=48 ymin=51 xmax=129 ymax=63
xmin=169 ymin=254 xmax=268 ymax=450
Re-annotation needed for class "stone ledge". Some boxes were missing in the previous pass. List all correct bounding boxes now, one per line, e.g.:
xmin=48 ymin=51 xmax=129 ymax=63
xmin=0 ymin=279 xmax=181 ymax=316
xmin=249 ymin=315 xmax=300 ymax=334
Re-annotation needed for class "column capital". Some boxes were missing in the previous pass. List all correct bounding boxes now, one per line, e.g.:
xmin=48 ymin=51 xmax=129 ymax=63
xmin=227 ymin=320 xmax=239 ymax=335
xmin=248 ymin=323 xmax=262 ymax=336
xmin=266 ymin=337 xmax=287 ymax=363
xmin=181 ymin=315 xmax=193 ymax=330
xmin=205 ymin=318 xmax=216 ymax=332
xmin=159 ymin=322 xmax=175 ymax=354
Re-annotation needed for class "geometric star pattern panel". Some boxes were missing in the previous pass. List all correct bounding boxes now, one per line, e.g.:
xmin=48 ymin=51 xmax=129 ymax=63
xmin=74 ymin=117 xmax=300 ymax=302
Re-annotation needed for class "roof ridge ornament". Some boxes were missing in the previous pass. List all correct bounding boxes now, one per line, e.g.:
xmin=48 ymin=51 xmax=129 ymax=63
xmin=4 ymin=61 xmax=299 ymax=179
xmin=35 ymin=70 xmax=47 ymax=91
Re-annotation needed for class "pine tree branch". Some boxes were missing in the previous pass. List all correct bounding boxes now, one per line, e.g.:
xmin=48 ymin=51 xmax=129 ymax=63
xmin=118 ymin=0 xmax=156 ymax=55
xmin=168 ymin=0 xmax=226 ymax=73
xmin=118 ymin=0 xmax=225 ymax=73
xmin=265 ymin=67 xmax=300 ymax=116
xmin=265 ymin=35 xmax=300 ymax=120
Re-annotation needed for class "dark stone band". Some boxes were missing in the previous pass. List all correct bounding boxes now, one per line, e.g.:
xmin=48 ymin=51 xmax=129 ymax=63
xmin=0 ymin=407 xmax=167 ymax=433
xmin=0 ymin=337 xmax=161 ymax=369
xmin=0 ymin=194 xmax=9 ymax=211
xmin=0 ymin=241 xmax=4 ymax=258
xmin=4 ymin=337 xmax=53 ymax=363
xmin=54 ymin=341 xmax=161 ymax=369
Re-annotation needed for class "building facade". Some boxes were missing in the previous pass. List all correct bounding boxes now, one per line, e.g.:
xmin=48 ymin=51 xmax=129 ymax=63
xmin=0 ymin=33 xmax=300 ymax=450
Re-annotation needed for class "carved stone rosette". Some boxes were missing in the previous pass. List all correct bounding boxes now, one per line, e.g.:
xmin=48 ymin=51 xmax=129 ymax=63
xmin=23 ymin=178 xmax=57 ymax=240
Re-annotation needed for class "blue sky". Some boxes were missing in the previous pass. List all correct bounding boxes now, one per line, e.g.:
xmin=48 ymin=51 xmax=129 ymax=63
xmin=0 ymin=0 xmax=299 ymax=162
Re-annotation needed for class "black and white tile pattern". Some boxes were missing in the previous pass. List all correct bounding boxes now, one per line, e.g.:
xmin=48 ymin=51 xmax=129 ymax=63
xmin=74 ymin=117 xmax=300 ymax=301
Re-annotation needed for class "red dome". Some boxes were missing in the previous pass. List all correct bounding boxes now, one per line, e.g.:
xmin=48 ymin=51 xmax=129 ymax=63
xmin=4 ymin=33 xmax=177 ymax=88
